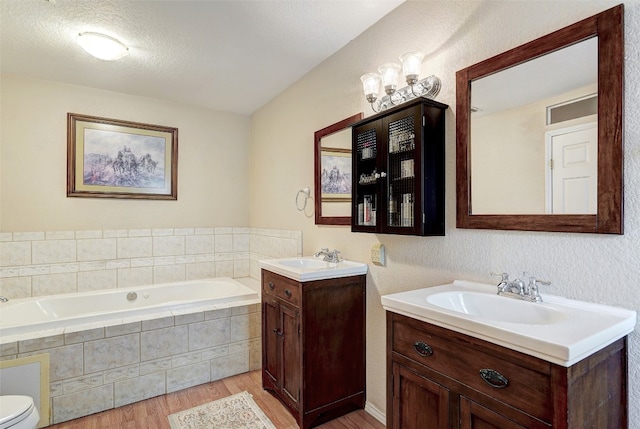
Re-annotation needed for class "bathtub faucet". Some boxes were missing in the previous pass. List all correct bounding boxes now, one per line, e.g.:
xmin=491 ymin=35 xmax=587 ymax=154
xmin=314 ymin=248 xmax=342 ymax=263
xmin=0 ymin=296 xmax=8 ymax=303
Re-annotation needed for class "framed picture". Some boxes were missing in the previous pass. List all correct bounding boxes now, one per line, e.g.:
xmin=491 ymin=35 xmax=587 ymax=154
xmin=320 ymin=148 xmax=352 ymax=201
xmin=314 ymin=112 xmax=363 ymax=225
xmin=67 ymin=113 xmax=178 ymax=199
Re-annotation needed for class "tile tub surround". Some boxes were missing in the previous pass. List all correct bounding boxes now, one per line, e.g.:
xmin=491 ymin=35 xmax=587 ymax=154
xmin=0 ymin=227 xmax=302 ymax=300
xmin=0 ymin=303 xmax=263 ymax=425
xmin=0 ymin=227 xmax=300 ymax=424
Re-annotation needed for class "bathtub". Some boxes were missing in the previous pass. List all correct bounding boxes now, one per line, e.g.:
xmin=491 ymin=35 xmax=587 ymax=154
xmin=0 ymin=277 xmax=263 ymax=424
xmin=0 ymin=277 xmax=260 ymax=339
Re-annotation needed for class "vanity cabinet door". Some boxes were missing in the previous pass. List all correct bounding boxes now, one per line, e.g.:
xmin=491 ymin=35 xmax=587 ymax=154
xmin=280 ymin=302 xmax=301 ymax=409
xmin=262 ymin=296 xmax=280 ymax=386
xmin=391 ymin=362 xmax=450 ymax=429
xmin=460 ymin=397 xmax=534 ymax=429
xmin=262 ymin=295 xmax=301 ymax=412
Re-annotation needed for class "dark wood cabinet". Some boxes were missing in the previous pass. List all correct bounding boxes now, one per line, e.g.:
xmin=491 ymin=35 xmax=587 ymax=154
xmin=460 ymin=397 xmax=530 ymax=429
xmin=391 ymin=362 xmax=450 ymax=429
xmin=263 ymin=292 xmax=301 ymax=410
xmin=262 ymin=270 xmax=366 ymax=429
xmin=387 ymin=312 xmax=628 ymax=429
xmin=351 ymin=97 xmax=447 ymax=236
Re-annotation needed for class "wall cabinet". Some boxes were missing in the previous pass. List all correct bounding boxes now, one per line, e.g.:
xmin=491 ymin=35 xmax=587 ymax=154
xmin=352 ymin=98 xmax=448 ymax=235
xmin=262 ymin=270 xmax=366 ymax=429
xmin=387 ymin=312 xmax=628 ymax=429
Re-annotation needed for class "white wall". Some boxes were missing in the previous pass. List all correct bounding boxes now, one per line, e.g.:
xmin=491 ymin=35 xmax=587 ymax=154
xmin=0 ymin=74 xmax=251 ymax=232
xmin=250 ymin=0 xmax=640 ymax=426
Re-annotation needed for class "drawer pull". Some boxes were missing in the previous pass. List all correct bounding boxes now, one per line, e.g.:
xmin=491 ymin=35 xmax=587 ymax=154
xmin=285 ymin=289 xmax=292 ymax=298
xmin=413 ymin=341 xmax=433 ymax=357
xmin=479 ymin=369 xmax=509 ymax=388
xmin=268 ymin=282 xmax=275 ymax=290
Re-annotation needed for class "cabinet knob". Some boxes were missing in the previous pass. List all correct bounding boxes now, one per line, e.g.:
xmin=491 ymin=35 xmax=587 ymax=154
xmin=268 ymin=282 xmax=275 ymax=290
xmin=413 ymin=341 xmax=433 ymax=357
xmin=479 ymin=369 xmax=509 ymax=389
xmin=284 ymin=289 xmax=292 ymax=298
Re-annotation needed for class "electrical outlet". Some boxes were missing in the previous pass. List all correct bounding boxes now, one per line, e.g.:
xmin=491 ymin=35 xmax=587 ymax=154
xmin=371 ymin=243 xmax=385 ymax=266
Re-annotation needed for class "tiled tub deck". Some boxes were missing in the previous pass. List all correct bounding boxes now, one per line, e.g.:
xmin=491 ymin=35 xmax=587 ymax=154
xmin=0 ymin=299 xmax=262 ymax=425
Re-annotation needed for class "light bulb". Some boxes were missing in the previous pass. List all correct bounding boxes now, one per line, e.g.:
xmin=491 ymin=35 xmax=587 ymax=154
xmin=378 ymin=63 xmax=401 ymax=95
xmin=360 ymin=73 xmax=382 ymax=103
xmin=400 ymin=51 xmax=425 ymax=85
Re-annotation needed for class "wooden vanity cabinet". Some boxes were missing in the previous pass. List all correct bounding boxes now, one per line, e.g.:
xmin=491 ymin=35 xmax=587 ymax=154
xmin=262 ymin=270 xmax=366 ymax=429
xmin=387 ymin=312 xmax=628 ymax=429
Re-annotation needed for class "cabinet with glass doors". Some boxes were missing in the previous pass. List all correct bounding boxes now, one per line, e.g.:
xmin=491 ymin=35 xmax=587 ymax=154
xmin=351 ymin=97 xmax=447 ymax=235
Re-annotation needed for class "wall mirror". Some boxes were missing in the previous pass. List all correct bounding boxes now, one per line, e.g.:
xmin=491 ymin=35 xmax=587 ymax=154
xmin=456 ymin=5 xmax=623 ymax=233
xmin=314 ymin=113 xmax=363 ymax=225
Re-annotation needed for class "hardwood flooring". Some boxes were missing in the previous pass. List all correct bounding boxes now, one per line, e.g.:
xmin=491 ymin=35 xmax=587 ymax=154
xmin=46 ymin=370 xmax=385 ymax=429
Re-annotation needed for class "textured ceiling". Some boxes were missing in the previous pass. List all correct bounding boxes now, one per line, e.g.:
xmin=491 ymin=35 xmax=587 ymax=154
xmin=0 ymin=0 xmax=404 ymax=115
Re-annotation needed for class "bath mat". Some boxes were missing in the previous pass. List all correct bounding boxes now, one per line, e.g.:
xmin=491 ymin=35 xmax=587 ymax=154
xmin=168 ymin=391 xmax=276 ymax=429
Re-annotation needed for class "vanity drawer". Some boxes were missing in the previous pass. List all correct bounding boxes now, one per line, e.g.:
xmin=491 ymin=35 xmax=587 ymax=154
xmin=392 ymin=317 xmax=552 ymax=423
xmin=262 ymin=271 xmax=301 ymax=307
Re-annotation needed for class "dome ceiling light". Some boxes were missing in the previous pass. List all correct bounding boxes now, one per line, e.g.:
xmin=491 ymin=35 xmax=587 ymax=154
xmin=77 ymin=32 xmax=129 ymax=61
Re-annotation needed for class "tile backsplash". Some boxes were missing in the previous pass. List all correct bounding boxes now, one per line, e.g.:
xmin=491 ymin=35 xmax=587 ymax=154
xmin=0 ymin=227 xmax=302 ymax=299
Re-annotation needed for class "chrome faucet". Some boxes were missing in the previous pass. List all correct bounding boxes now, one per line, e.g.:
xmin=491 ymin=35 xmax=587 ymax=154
xmin=314 ymin=248 xmax=342 ymax=263
xmin=0 ymin=296 xmax=8 ymax=303
xmin=491 ymin=272 xmax=550 ymax=303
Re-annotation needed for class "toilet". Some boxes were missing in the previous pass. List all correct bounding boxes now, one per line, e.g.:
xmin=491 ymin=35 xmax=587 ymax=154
xmin=0 ymin=396 xmax=39 ymax=429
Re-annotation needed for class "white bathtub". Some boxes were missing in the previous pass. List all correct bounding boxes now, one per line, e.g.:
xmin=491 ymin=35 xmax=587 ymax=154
xmin=0 ymin=277 xmax=260 ymax=339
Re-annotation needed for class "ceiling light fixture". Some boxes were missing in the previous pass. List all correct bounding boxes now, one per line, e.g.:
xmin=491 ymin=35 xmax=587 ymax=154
xmin=77 ymin=32 xmax=129 ymax=61
xmin=360 ymin=51 xmax=441 ymax=113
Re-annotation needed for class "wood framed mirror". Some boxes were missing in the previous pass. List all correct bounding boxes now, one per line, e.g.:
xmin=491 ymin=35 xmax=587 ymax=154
xmin=456 ymin=5 xmax=623 ymax=234
xmin=314 ymin=113 xmax=363 ymax=225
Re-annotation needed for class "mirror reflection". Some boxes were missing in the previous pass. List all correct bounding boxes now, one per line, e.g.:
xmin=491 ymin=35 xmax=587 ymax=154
xmin=314 ymin=112 xmax=363 ymax=226
xmin=470 ymin=37 xmax=598 ymax=215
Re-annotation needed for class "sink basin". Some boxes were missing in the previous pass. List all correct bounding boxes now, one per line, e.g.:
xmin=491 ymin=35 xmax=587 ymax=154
xmin=277 ymin=259 xmax=332 ymax=269
xmin=426 ymin=291 xmax=567 ymax=325
xmin=382 ymin=280 xmax=636 ymax=366
xmin=259 ymin=257 xmax=368 ymax=282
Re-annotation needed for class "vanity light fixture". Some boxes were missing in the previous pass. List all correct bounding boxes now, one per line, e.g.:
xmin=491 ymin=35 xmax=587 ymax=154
xmin=360 ymin=50 xmax=441 ymax=112
xmin=77 ymin=32 xmax=129 ymax=61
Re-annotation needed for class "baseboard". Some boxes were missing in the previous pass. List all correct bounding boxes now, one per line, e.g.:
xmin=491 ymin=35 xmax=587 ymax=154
xmin=364 ymin=401 xmax=386 ymax=425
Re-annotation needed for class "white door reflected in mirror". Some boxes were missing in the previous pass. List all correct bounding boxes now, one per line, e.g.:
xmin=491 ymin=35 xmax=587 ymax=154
xmin=547 ymin=123 xmax=597 ymax=214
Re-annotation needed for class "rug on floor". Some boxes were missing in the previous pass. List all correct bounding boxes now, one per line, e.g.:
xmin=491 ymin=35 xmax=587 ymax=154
xmin=168 ymin=391 xmax=277 ymax=429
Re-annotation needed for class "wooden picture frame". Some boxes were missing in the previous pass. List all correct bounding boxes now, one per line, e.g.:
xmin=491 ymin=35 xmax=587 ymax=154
xmin=314 ymin=113 xmax=363 ymax=225
xmin=67 ymin=113 xmax=178 ymax=200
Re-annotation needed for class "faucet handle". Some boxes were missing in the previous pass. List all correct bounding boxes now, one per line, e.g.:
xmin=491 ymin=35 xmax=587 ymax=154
xmin=526 ymin=277 xmax=550 ymax=302
xmin=528 ymin=276 xmax=551 ymax=287
xmin=331 ymin=249 xmax=342 ymax=262
xmin=490 ymin=272 xmax=509 ymax=282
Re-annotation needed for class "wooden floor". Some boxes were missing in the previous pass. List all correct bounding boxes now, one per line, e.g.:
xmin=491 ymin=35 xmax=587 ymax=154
xmin=47 ymin=370 xmax=385 ymax=429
